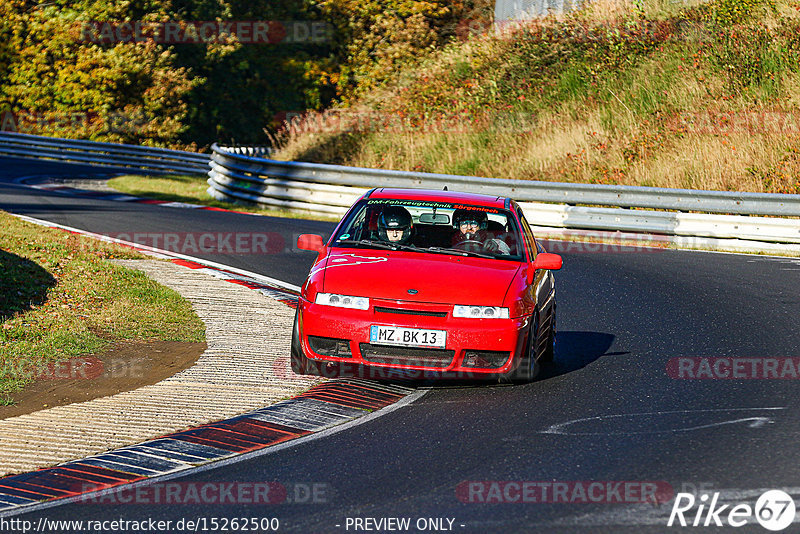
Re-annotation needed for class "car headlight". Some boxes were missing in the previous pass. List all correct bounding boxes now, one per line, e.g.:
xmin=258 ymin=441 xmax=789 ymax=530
xmin=315 ymin=293 xmax=369 ymax=310
xmin=453 ymin=305 xmax=509 ymax=319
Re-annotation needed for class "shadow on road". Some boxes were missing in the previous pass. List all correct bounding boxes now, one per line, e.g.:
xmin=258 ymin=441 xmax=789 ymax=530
xmin=0 ymin=249 xmax=56 ymax=320
xmin=538 ymin=330 xmax=621 ymax=381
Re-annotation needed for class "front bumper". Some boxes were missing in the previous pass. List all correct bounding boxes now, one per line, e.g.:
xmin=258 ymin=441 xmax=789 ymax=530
xmin=297 ymin=297 xmax=531 ymax=378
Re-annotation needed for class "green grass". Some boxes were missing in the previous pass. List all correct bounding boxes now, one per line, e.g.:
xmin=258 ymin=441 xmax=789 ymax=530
xmin=0 ymin=211 xmax=205 ymax=404
xmin=107 ymin=174 xmax=339 ymax=221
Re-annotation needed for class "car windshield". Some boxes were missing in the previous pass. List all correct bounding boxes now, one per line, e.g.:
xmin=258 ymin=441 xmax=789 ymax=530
xmin=330 ymin=199 xmax=524 ymax=260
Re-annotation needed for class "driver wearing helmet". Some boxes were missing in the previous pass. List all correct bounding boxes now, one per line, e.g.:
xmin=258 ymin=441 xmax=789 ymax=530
xmin=452 ymin=209 xmax=511 ymax=254
xmin=377 ymin=205 xmax=414 ymax=245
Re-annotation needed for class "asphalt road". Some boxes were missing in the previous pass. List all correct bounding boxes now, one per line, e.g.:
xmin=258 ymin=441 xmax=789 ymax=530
xmin=2 ymin=157 xmax=800 ymax=533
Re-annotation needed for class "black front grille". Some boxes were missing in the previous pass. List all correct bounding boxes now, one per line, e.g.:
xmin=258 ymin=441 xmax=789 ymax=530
xmin=373 ymin=306 xmax=448 ymax=318
xmin=359 ymin=343 xmax=455 ymax=368
xmin=462 ymin=350 xmax=510 ymax=369
xmin=308 ymin=336 xmax=352 ymax=357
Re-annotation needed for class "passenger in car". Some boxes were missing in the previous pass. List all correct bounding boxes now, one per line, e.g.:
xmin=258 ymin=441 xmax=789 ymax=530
xmin=452 ymin=209 xmax=511 ymax=255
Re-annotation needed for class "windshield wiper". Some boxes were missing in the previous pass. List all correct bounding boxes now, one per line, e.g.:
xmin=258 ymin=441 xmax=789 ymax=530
xmin=335 ymin=239 xmax=416 ymax=252
xmin=425 ymin=247 xmax=495 ymax=259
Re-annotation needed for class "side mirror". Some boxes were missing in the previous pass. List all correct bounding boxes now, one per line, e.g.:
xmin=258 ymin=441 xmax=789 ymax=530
xmin=527 ymin=253 xmax=562 ymax=283
xmin=533 ymin=253 xmax=562 ymax=271
xmin=297 ymin=234 xmax=324 ymax=252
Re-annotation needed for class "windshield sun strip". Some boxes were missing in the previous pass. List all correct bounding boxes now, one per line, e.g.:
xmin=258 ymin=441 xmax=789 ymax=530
xmin=330 ymin=199 xmax=524 ymax=260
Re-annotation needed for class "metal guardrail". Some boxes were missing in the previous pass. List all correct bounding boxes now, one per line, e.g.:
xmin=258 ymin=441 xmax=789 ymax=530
xmin=208 ymin=144 xmax=800 ymax=217
xmin=0 ymin=131 xmax=210 ymax=174
xmin=207 ymin=144 xmax=800 ymax=246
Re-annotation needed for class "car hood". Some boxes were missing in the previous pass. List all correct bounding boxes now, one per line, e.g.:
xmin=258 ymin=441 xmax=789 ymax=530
xmin=320 ymin=249 xmax=520 ymax=306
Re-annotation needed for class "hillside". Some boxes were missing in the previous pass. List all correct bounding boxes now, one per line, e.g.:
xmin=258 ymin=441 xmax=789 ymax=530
xmin=272 ymin=0 xmax=800 ymax=193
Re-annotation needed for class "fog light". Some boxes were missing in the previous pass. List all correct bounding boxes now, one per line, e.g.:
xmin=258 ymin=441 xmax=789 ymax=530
xmin=462 ymin=351 xmax=510 ymax=369
xmin=308 ymin=336 xmax=352 ymax=357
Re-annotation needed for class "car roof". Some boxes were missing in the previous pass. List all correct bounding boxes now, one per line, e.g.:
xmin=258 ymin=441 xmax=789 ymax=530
xmin=367 ymin=188 xmax=508 ymax=209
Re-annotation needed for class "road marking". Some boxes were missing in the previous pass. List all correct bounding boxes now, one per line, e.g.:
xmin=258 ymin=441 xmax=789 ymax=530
xmin=541 ymin=407 xmax=786 ymax=435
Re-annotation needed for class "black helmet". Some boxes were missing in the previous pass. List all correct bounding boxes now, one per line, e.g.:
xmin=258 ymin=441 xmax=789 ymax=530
xmin=377 ymin=206 xmax=413 ymax=244
xmin=453 ymin=209 xmax=487 ymax=238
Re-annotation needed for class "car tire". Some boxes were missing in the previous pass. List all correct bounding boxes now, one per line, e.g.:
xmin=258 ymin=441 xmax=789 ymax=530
xmin=540 ymin=304 xmax=556 ymax=364
xmin=290 ymin=308 xmax=318 ymax=375
xmin=510 ymin=314 xmax=540 ymax=383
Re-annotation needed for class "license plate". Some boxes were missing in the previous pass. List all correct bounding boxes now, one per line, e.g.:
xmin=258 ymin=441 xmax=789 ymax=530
xmin=370 ymin=325 xmax=446 ymax=348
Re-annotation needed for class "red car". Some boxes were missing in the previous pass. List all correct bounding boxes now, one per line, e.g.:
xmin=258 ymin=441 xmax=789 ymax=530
xmin=291 ymin=188 xmax=562 ymax=381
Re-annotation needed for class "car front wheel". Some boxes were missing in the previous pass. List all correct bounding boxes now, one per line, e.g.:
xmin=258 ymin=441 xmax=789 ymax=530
xmin=290 ymin=308 xmax=319 ymax=375
xmin=509 ymin=315 xmax=540 ymax=383
xmin=541 ymin=304 xmax=556 ymax=364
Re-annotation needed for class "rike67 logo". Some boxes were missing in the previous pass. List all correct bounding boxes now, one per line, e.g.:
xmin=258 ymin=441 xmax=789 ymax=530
xmin=668 ymin=490 xmax=796 ymax=531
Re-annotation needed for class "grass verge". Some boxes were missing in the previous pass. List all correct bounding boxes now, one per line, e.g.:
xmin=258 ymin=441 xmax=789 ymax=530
xmin=107 ymin=174 xmax=339 ymax=221
xmin=0 ymin=211 xmax=205 ymax=405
